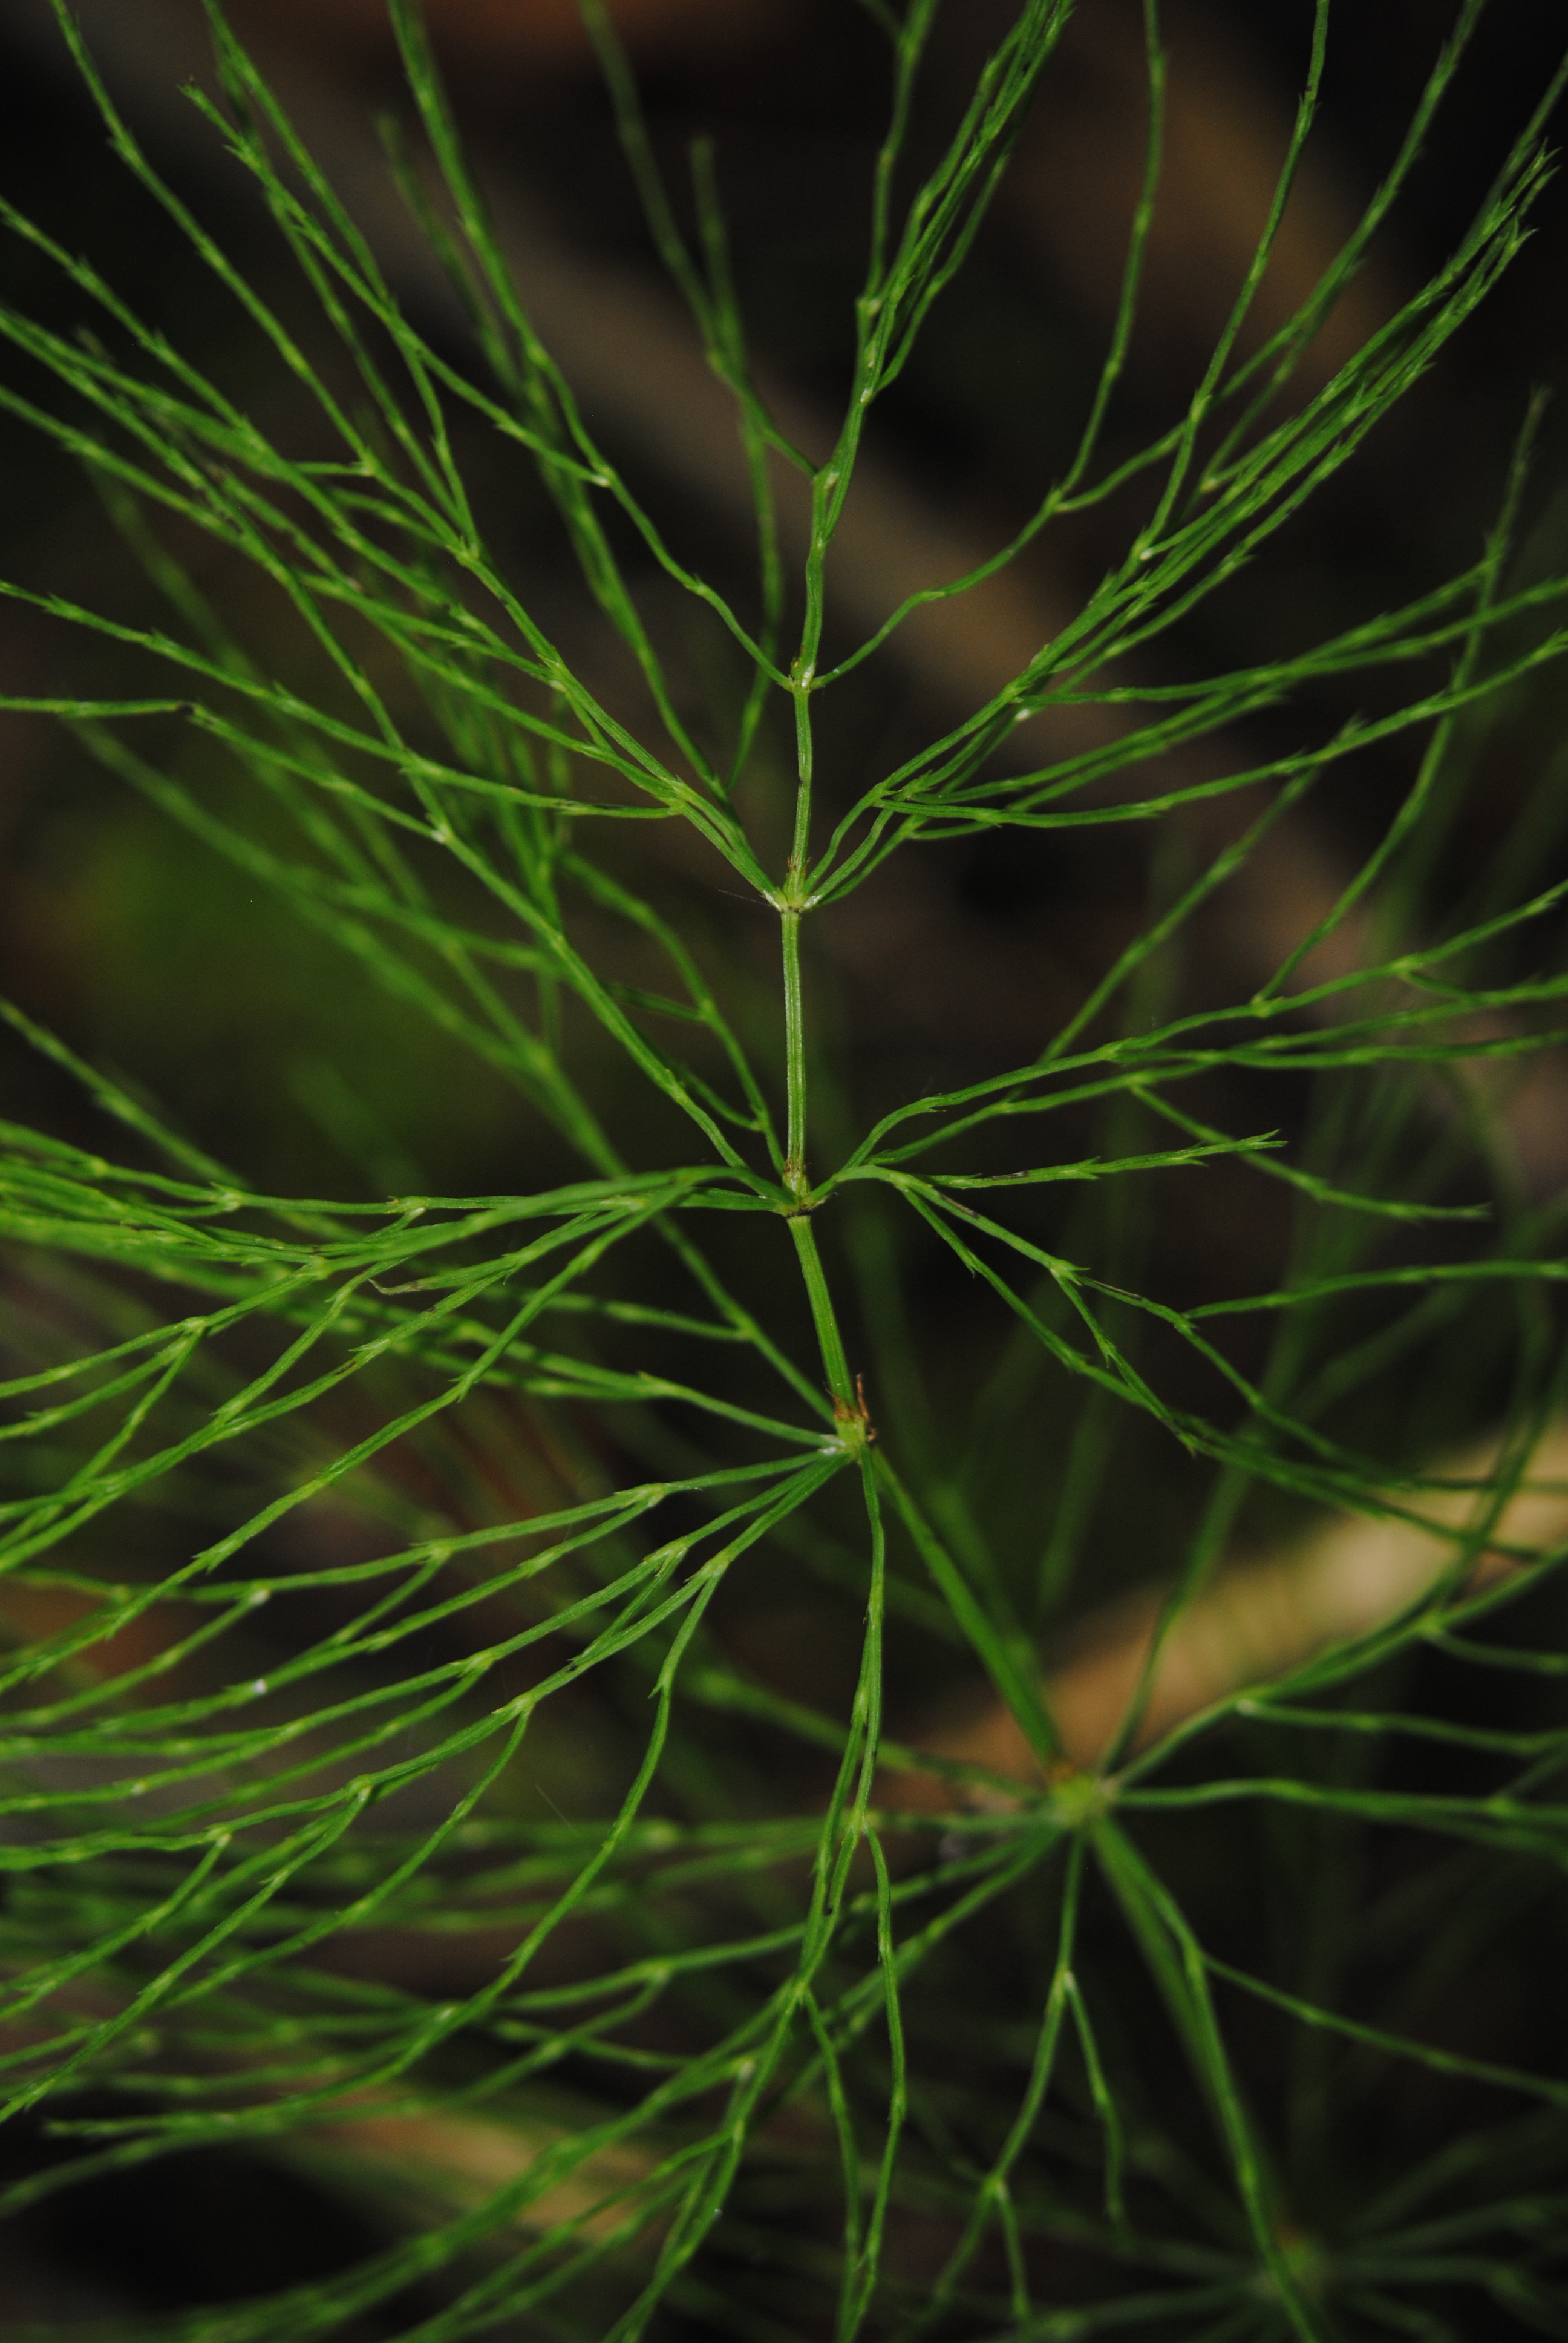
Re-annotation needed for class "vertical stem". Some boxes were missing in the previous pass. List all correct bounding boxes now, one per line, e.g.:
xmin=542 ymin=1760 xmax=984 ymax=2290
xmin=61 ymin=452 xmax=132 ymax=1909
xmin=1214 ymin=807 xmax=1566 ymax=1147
xmin=780 ymin=706 xmax=866 ymax=1426
xmin=791 ymin=1214 xmax=855 ymax=1410
xmin=782 ymin=655 xmax=814 ymax=1196
xmin=782 ymin=902 xmax=808 ymax=1196
xmin=791 ymin=666 xmax=816 ymax=865
xmin=783 ymin=613 xmax=860 ymax=1418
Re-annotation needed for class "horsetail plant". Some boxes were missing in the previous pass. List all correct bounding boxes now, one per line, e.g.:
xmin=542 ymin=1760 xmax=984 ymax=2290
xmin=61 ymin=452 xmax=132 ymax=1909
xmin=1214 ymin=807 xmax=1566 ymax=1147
xmin=2 ymin=1 xmax=1568 ymax=2336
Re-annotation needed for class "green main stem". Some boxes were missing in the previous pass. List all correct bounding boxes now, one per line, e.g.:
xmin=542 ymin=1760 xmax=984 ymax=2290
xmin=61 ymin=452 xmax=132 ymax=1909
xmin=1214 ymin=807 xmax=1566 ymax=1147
xmin=781 ymin=892 xmax=852 ymax=1411
xmin=783 ymin=667 xmax=814 ymax=1199
xmin=782 ymin=902 xmax=807 ymax=1198
xmin=780 ymin=688 xmax=857 ymax=1415
xmin=790 ymin=1214 xmax=854 ymax=1412
xmin=778 ymin=904 xmax=848 ymax=1406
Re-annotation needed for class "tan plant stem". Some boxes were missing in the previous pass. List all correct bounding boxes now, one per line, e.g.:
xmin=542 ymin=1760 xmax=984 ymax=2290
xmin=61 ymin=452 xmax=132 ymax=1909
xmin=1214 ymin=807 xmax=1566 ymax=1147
xmin=904 ymin=1420 xmax=1568 ymax=1798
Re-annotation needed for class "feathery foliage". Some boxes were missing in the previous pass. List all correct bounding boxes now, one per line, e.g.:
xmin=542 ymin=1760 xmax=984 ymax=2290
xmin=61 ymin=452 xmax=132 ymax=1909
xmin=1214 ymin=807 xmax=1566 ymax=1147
xmin=3 ymin=1 xmax=1568 ymax=2335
